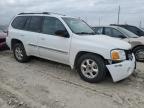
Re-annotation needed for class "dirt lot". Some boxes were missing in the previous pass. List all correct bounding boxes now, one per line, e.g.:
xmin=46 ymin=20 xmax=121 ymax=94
xmin=0 ymin=51 xmax=144 ymax=108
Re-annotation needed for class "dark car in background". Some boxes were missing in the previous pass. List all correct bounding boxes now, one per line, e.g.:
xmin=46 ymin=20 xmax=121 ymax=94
xmin=0 ymin=29 xmax=8 ymax=50
xmin=110 ymin=24 xmax=144 ymax=37
xmin=93 ymin=26 xmax=144 ymax=62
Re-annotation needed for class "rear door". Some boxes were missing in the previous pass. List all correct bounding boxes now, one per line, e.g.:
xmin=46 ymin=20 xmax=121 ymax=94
xmin=23 ymin=16 xmax=43 ymax=56
xmin=10 ymin=16 xmax=28 ymax=48
xmin=38 ymin=16 xmax=71 ymax=64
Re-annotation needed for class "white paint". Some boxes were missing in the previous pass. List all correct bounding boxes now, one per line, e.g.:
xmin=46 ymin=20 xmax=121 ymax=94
xmin=6 ymin=13 xmax=135 ymax=82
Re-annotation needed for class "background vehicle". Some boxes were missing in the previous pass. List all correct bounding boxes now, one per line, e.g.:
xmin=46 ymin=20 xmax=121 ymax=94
xmin=93 ymin=26 xmax=144 ymax=62
xmin=6 ymin=12 xmax=135 ymax=83
xmin=0 ymin=29 xmax=8 ymax=50
xmin=110 ymin=24 xmax=144 ymax=37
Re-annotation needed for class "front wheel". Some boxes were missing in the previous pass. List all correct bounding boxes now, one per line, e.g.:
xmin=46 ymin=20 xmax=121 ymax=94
xmin=77 ymin=54 xmax=107 ymax=83
xmin=133 ymin=46 xmax=144 ymax=62
xmin=13 ymin=43 xmax=30 ymax=63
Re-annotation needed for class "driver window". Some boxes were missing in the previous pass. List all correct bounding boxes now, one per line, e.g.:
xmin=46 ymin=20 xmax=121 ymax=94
xmin=42 ymin=17 xmax=67 ymax=36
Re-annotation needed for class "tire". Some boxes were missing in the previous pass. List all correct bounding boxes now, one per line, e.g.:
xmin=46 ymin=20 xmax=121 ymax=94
xmin=13 ymin=43 xmax=30 ymax=63
xmin=77 ymin=53 xmax=107 ymax=83
xmin=133 ymin=46 xmax=144 ymax=62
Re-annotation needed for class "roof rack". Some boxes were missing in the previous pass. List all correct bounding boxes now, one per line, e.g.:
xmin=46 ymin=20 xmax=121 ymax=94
xmin=110 ymin=24 xmax=129 ymax=26
xmin=18 ymin=12 xmax=65 ymax=16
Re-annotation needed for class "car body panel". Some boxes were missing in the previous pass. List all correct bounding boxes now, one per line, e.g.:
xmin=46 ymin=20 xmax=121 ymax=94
xmin=93 ymin=26 xmax=144 ymax=49
xmin=127 ymin=37 xmax=144 ymax=48
xmin=107 ymin=54 xmax=135 ymax=82
xmin=69 ymin=34 xmax=131 ymax=68
xmin=6 ymin=13 xmax=135 ymax=82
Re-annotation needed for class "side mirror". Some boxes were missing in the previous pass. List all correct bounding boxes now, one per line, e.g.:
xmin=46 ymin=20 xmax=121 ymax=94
xmin=55 ymin=30 xmax=69 ymax=38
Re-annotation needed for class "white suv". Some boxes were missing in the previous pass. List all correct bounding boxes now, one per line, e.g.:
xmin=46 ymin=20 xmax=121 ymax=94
xmin=6 ymin=12 xmax=136 ymax=83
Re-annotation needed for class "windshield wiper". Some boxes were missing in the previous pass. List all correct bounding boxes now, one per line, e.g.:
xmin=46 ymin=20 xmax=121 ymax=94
xmin=76 ymin=32 xmax=95 ymax=35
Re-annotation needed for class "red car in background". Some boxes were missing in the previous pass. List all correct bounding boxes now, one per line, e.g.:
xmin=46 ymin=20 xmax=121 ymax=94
xmin=0 ymin=29 xmax=8 ymax=50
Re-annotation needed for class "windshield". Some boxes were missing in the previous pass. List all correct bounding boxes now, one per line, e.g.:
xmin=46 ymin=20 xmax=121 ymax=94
xmin=62 ymin=17 xmax=95 ymax=35
xmin=117 ymin=27 xmax=139 ymax=38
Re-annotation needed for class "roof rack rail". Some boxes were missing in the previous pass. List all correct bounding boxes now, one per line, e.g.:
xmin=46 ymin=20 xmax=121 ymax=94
xmin=18 ymin=12 xmax=50 ymax=15
xmin=49 ymin=12 xmax=66 ymax=16
xmin=18 ymin=12 xmax=65 ymax=16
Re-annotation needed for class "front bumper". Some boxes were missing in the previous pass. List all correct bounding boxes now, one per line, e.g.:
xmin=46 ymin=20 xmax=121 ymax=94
xmin=106 ymin=54 xmax=136 ymax=82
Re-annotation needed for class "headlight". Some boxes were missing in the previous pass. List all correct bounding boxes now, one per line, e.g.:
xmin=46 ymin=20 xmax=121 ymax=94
xmin=111 ymin=50 xmax=126 ymax=61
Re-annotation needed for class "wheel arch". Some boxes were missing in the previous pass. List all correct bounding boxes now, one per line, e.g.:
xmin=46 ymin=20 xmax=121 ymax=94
xmin=132 ymin=45 xmax=144 ymax=51
xmin=73 ymin=51 xmax=108 ymax=69
xmin=11 ymin=39 xmax=23 ymax=50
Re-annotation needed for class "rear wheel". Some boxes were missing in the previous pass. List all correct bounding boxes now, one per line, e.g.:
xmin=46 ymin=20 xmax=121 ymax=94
xmin=133 ymin=46 xmax=144 ymax=62
xmin=13 ymin=43 xmax=30 ymax=63
xmin=77 ymin=54 xmax=107 ymax=83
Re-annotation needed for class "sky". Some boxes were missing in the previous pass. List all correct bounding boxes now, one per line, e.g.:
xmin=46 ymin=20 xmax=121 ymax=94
xmin=0 ymin=0 xmax=144 ymax=27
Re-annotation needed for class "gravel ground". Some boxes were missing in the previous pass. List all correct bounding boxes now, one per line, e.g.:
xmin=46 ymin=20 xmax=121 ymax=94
xmin=0 ymin=50 xmax=144 ymax=108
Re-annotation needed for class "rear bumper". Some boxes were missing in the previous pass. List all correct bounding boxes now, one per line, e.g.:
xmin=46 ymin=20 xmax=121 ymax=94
xmin=6 ymin=37 xmax=11 ymax=49
xmin=106 ymin=54 xmax=136 ymax=82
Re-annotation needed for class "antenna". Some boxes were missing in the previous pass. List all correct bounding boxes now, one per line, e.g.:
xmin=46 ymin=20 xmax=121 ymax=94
xmin=18 ymin=12 xmax=65 ymax=16
xmin=117 ymin=5 xmax=121 ymax=24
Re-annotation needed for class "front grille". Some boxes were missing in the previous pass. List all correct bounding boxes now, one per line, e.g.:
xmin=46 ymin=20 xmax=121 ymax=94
xmin=125 ymin=50 xmax=133 ymax=60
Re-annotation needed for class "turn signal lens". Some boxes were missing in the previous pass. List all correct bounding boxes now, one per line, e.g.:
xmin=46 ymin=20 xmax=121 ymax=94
xmin=111 ymin=50 xmax=126 ymax=61
xmin=111 ymin=51 xmax=120 ymax=60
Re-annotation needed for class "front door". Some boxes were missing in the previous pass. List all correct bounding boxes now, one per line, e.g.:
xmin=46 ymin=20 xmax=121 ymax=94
xmin=38 ymin=16 xmax=71 ymax=64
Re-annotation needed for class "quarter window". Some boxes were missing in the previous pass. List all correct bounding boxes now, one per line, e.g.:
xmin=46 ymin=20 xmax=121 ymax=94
xmin=42 ymin=17 xmax=67 ymax=36
xmin=11 ymin=16 xmax=28 ymax=30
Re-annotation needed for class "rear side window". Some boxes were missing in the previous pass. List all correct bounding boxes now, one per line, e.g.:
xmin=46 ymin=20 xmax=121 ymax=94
xmin=28 ymin=16 xmax=43 ymax=33
xmin=11 ymin=16 xmax=28 ymax=30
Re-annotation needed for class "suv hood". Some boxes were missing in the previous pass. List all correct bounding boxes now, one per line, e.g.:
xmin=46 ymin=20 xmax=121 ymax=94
xmin=75 ymin=35 xmax=131 ymax=50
